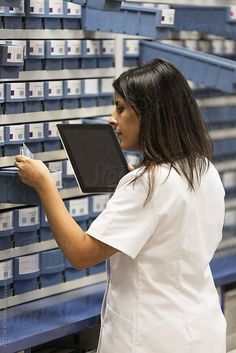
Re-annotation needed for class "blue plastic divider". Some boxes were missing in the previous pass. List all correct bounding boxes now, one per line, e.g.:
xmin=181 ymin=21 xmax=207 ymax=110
xmin=81 ymin=3 xmax=173 ymax=38
xmin=172 ymin=5 xmax=236 ymax=40
xmin=140 ymin=40 xmax=236 ymax=93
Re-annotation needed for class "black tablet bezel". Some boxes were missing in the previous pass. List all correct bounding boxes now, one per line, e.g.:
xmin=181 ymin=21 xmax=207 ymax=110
xmin=57 ymin=124 xmax=129 ymax=193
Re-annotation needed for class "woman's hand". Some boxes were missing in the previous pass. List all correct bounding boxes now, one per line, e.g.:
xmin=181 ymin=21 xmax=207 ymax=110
xmin=14 ymin=155 xmax=54 ymax=192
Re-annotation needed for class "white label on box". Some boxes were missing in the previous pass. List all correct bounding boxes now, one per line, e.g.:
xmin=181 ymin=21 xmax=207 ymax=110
xmin=7 ymin=46 xmax=23 ymax=63
xmin=9 ymin=125 xmax=25 ymax=141
xmin=102 ymin=40 xmax=115 ymax=55
xmin=85 ymin=40 xmax=100 ymax=55
xmin=161 ymin=9 xmax=175 ymax=25
xmin=29 ymin=82 xmax=44 ymax=98
xmin=224 ymin=209 xmax=236 ymax=226
xmin=125 ymin=40 xmax=139 ymax=55
xmin=0 ymin=7 xmax=4 ymax=13
xmin=101 ymin=78 xmax=113 ymax=94
xmin=8 ymin=0 xmax=24 ymax=14
xmin=48 ymin=121 xmax=60 ymax=137
xmin=18 ymin=207 xmax=39 ymax=227
xmin=0 ymin=260 xmax=12 ymax=280
xmin=50 ymin=40 xmax=65 ymax=56
xmin=29 ymin=40 xmax=44 ymax=56
xmin=222 ymin=171 xmax=236 ymax=188
xmin=10 ymin=82 xmax=26 ymax=99
xmin=67 ymin=80 xmax=81 ymax=96
xmin=66 ymin=160 xmax=74 ymax=175
xmin=28 ymin=123 xmax=44 ymax=140
xmin=92 ymin=195 xmax=110 ymax=213
xmin=224 ymin=40 xmax=235 ymax=54
xmin=48 ymin=0 xmax=63 ymax=15
xmin=229 ymin=6 xmax=236 ymax=20
xmin=29 ymin=0 xmax=45 ymax=14
xmin=84 ymin=79 xmax=98 ymax=94
xmin=0 ymin=83 xmax=4 ymax=100
xmin=198 ymin=40 xmax=210 ymax=52
xmin=211 ymin=40 xmax=224 ymax=54
xmin=0 ymin=126 xmax=4 ymax=143
xmin=10 ymin=41 xmax=26 ymax=57
xmin=184 ymin=40 xmax=198 ymax=51
xmin=68 ymin=119 xmax=82 ymax=124
xmin=51 ymin=170 xmax=62 ymax=189
xmin=69 ymin=198 xmax=89 ymax=217
xmin=67 ymin=2 xmax=81 ymax=16
xmin=67 ymin=40 xmax=81 ymax=56
xmin=48 ymin=81 xmax=63 ymax=97
xmin=19 ymin=254 xmax=39 ymax=275
xmin=48 ymin=161 xmax=63 ymax=172
xmin=0 ymin=211 xmax=13 ymax=231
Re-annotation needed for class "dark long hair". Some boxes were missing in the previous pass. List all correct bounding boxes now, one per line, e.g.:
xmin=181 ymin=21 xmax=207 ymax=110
xmin=113 ymin=59 xmax=212 ymax=202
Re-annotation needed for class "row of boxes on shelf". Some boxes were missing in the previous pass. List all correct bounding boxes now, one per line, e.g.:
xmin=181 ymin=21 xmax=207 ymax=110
xmin=2 ymin=122 xmax=236 ymax=163
xmin=0 ymin=0 xmax=82 ymax=29
xmin=0 ymin=116 xmax=111 ymax=156
xmin=0 ymin=194 xmax=111 ymax=250
xmin=161 ymin=39 xmax=236 ymax=58
xmin=0 ymin=78 xmax=114 ymax=114
xmin=0 ymin=250 xmax=106 ymax=298
xmin=25 ymin=38 xmax=115 ymax=70
xmin=0 ymin=38 xmax=139 ymax=75
xmin=0 ymin=121 xmax=64 ymax=156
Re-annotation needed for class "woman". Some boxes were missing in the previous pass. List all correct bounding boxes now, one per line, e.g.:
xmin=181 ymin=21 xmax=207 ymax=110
xmin=15 ymin=59 xmax=226 ymax=353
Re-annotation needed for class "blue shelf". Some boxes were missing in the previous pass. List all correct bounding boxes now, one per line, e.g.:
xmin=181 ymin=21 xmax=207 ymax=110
xmin=140 ymin=40 xmax=236 ymax=93
xmin=172 ymin=5 xmax=236 ymax=40
xmin=81 ymin=2 xmax=173 ymax=38
xmin=0 ymin=282 xmax=105 ymax=353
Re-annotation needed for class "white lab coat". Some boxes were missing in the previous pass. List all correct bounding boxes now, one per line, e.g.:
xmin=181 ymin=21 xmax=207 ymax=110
xmin=87 ymin=163 xmax=226 ymax=353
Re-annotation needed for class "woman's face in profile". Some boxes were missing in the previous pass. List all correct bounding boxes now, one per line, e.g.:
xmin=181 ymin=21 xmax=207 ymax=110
xmin=109 ymin=93 xmax=140 ymax=151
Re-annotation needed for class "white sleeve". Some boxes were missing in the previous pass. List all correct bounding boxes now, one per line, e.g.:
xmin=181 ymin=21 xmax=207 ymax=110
xmin=87 ymin=172 xmax=158 ymax=259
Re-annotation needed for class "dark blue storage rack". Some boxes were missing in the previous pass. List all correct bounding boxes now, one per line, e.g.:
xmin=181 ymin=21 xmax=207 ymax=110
xmin=0 ymin=282 xmax=105 ymax=353
xmin=140 ymin=40 xmax=236 ymax=93
xmin=172 ymin=5 xmax=236 ymax=40
xmin=67 ymin=1 xmax=236 ymax=39
xmin=80 ymin=1 xmax=173 ymax=38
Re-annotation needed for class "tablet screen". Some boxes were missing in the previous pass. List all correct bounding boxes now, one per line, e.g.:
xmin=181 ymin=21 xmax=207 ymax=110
xmin=57 ymin=124 xmax=129 ymax=193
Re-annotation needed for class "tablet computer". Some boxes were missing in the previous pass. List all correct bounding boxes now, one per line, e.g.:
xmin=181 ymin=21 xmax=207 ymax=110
xmin=57 ymin=124 xmax=129 ymax=193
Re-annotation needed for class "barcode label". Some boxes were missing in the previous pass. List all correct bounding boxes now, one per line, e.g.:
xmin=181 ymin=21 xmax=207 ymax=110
xmin=19 ymin=254 xmax=39 ymax=275
xmin=56 ymin=89 xmax=61 ymax=94
xmin=0 ymin=261 xmax=13 ymax=280
xmin=69 ymin=198 xmax=89 ymax=217
xmin=20 ymin=90 xmax=24 ymax=96
xmin=18 ymin=133 xmax=23 ymax=139
xmin=19 ymin=207 xmax=39 ymax=227
xmin=0 ymin=212 xmax=13 ymax=231
xmin=2 ymin=222 xmax=8 ymax=229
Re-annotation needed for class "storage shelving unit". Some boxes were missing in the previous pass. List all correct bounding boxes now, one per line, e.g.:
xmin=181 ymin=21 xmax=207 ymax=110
xmin=1 ymin=1 xmax=236 ymax=352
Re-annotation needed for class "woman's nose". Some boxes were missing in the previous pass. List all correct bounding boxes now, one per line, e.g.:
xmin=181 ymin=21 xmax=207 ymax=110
xmin=108 ymin=114 xmax=118 ymax=128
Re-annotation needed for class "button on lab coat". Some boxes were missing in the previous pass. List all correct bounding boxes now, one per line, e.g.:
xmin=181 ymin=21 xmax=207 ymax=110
xmin=88 ymin=163 xmax=226 ymax=353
